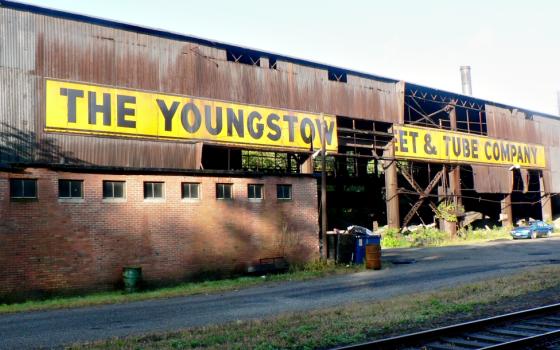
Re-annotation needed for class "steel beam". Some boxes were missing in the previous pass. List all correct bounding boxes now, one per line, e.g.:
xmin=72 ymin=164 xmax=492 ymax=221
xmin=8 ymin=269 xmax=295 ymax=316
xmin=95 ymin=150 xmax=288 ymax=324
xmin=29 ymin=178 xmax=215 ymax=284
xmin=540 ymin=172 xmax=552 ymax=222
xmin=501 ymin=194 xmax=513 ymax=227
xmin=384 ymin=143 xmax=400 ymax=229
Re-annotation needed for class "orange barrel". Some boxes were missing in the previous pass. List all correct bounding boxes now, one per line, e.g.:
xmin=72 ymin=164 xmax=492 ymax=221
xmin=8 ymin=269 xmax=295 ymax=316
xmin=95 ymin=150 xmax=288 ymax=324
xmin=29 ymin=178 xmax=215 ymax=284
xmin=365 ymin=244 xmax=381 ymax=270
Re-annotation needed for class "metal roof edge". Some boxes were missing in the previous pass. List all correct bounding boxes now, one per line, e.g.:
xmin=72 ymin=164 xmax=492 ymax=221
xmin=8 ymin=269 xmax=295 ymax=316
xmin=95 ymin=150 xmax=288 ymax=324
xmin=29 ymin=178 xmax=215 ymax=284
xmin=2 ymin=0 xmax=559 ymax=121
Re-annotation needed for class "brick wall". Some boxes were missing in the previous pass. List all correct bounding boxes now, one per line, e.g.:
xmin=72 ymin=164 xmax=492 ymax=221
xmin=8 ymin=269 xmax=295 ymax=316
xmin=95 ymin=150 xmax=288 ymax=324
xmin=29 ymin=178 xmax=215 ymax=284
xmin=0 ymin=168 xmax=319 ymax=301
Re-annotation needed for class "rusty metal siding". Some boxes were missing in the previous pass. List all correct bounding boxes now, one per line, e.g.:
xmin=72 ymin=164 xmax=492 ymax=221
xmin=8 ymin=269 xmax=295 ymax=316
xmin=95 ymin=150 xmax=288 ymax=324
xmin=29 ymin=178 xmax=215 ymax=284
xmin=1 ymin=6 xmax=402 ymax=170
xmin=471 ymin=165 xmax=513 ymax=194
xmin=544 ymin=146 xmax=560 ymax=193
xmin=481 ymin=105 xmax=560 ymax=193
xmin=486 ymin=104 xmax=560 ymax=147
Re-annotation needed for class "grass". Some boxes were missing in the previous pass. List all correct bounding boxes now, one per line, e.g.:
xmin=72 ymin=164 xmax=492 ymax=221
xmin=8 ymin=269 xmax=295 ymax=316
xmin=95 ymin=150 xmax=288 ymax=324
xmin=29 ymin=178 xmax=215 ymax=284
xmin=0 ymin=260 xmax=364 ymax=315
xmin=69 ymin=265 xmax=560 ymax=350
xmin=381 ymin=226 xmax=514 ymax=248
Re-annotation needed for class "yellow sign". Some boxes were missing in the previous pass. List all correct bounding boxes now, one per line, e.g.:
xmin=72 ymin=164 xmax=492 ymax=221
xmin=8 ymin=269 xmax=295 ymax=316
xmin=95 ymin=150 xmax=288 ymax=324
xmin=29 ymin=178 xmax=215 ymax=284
xmin=45 ymin=79 xmax=338 ymax=152
xmin=393 ymin=125 xmax=546 ymax=168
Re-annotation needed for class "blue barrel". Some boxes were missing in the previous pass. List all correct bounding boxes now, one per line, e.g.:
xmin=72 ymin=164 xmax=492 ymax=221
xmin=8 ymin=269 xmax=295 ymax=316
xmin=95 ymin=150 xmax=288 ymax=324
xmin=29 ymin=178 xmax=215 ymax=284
xmin=353 ymin=236 xmax=381 ymax=264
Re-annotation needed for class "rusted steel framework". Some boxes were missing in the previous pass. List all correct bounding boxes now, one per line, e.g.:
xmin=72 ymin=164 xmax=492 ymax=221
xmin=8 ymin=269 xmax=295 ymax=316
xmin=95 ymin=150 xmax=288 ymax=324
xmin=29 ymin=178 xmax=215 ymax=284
xmin=1 ymin=1 xmax=559 ymax=233
xmin=405 ymin=84 xmax=487 ymax=135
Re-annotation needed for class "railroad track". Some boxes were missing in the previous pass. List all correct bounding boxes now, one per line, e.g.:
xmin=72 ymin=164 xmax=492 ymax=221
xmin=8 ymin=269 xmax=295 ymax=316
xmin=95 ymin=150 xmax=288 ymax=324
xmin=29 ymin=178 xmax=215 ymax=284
xmin=334 ymin=303 xmax=560 ymax=350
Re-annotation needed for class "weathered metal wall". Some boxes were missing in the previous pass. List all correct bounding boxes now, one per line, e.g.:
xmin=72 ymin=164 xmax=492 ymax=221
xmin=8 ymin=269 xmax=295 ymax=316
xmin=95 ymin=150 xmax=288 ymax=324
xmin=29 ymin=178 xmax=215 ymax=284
xmin=473 ymin=105 xmax=560 ymax=193
xmin=0 ymin=6 xmax=400 ymax=169
xmin=471 ymin=165 xmax=512 ymax=193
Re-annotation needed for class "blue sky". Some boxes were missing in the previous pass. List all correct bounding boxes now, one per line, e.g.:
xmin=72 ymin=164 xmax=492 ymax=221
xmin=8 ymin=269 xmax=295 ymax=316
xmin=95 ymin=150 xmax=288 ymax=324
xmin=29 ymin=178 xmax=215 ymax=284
xmin=18 ymin=0 xmax=560 ymax=116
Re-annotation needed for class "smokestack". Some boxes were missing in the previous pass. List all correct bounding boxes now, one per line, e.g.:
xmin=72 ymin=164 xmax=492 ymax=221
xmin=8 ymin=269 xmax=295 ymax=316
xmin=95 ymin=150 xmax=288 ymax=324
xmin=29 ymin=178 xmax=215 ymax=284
xmin=557 ymin=90 xmax=560 ymax=116
xmin=460 ymin=66 xmax=472 ymax=96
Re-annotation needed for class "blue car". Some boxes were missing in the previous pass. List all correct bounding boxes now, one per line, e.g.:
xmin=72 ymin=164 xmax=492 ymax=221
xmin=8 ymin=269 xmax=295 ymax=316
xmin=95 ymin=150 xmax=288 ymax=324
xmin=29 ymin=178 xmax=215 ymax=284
xmin=510 ymin=221 xmax=553 ymax=239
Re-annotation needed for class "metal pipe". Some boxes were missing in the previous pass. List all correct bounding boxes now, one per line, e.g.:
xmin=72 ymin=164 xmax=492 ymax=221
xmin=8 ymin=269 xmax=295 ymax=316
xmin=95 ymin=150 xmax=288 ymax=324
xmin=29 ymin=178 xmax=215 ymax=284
xmin=460 ymin=66 xmax=472 ymax=96
xmin=557 ymin=90 xmax=560 ymax=116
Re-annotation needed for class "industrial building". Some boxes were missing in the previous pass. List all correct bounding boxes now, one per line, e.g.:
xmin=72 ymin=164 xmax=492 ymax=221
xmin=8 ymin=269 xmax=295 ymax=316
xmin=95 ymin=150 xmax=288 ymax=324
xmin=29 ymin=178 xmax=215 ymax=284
xmin=1 ymin=1 xmax=559 ymax=300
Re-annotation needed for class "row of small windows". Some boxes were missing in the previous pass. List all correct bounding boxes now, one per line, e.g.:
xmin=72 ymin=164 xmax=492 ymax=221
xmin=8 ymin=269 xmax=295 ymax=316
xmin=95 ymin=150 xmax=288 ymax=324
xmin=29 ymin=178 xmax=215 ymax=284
xmin=9 ymin=179 xmax=292 ymax=201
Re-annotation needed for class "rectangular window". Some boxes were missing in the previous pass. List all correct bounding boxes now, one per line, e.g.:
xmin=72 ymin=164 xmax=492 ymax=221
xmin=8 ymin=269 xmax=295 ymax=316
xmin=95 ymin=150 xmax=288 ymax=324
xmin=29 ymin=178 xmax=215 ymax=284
xmin=58 ymin=180 xmax=83 ymax=198
xmin=103 ymin=181 xmax=125 ymax=199
xmin=216 ymin=183 xmax=232 ymax=199
xmin=277 ymin=184 xmax=292 ymax=200
xmin=144 ymin=182 xmax=164 ymax=199
xmin=182 ymin=182 xmax=200 ymax=199
xmin=10 ymin=179 xmax=37 ymax=199
xmin=248 ymin=184 xmax=263 ymax=200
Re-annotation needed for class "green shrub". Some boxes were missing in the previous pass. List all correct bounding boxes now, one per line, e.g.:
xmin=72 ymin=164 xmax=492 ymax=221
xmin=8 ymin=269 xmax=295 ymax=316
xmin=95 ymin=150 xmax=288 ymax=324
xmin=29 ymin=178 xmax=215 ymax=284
xmin=407 ymin=227 xmax=448 ymax=247
xmin=381 ymin=228 xmax=409 ymax=248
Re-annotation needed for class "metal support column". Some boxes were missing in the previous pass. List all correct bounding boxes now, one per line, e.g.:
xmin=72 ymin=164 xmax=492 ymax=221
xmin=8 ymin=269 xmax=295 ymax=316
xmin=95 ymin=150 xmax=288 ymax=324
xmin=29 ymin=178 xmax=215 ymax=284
xmin=447 ymin=106 xmax=462 ymax=234
xmin=449 ymin=166 xmax=462 ymax=208
xmin=300 ymin=155 xmax=314 ymax=174
xmin=384 ymin=142 xmax=400 ymax=229
xmin=501 ymin=194 xmax=513 ymax=227
xmin=540 ymin=172 xmax=552 ymax=222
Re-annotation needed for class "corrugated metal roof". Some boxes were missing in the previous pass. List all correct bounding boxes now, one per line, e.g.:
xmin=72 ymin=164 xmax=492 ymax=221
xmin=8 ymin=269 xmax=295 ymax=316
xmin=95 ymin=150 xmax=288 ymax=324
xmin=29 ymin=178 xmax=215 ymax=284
xmin=2 ymin=0 xmax=559 ymax=122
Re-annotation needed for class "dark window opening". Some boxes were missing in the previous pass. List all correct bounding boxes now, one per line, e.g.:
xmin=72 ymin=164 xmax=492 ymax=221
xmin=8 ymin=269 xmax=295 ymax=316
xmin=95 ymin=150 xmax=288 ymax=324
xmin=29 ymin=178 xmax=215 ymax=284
xmin=328 ymin=69 xmax=347 ymax=83
xmin=216 ymin=183 xmax=233 ymax=199
xmin=182 ymin=182 xmax=200 ymax=199
xmin=242 ymin=150 xmax=298 ymax=173
xmin=226 ymin=49 xmax=260 ymax=66
xmin=404 ymin=85 xmax=487 ymax=135
xmin=144 ymin=182 xmax=164 ymax=199
xmin=277 ymin=184 xmax=292 ymax=200
xmin=269 ymin=57 xmax=278 ymax=69
xmin=10 ymin=179 xmax=37 ymax=199
xmin=248 ymin=184 xmax=263 ymax=199
xmin=103 ymin=181 xmax=125 ymax=199
xmin=59 ymin=180 xmax=83 ymax=198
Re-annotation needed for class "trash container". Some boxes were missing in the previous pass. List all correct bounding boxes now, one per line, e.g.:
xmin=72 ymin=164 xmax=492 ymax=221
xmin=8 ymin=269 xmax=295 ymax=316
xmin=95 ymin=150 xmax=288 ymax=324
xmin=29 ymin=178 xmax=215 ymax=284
xmin=122 ymin=266 xmax=142 ymax=293
xmin=326 ymin=233 xmax=354 ymax=264
xmin=365 ymin=244 xmax=382 ymax=270
xmin=353 ymin=235 xmax=381 ymax=264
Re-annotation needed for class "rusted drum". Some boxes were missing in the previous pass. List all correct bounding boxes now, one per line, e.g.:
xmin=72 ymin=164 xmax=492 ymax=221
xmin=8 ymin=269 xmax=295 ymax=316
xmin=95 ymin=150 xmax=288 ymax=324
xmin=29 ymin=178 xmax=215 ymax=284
xmin=365 ymin=244 xmax=381 ymax=270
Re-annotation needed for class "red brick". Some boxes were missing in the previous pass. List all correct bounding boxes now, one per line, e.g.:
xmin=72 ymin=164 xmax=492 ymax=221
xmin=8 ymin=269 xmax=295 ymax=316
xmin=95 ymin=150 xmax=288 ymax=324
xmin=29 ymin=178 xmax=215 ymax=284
xmin=0 ymin=168 xmax=319 ymax=300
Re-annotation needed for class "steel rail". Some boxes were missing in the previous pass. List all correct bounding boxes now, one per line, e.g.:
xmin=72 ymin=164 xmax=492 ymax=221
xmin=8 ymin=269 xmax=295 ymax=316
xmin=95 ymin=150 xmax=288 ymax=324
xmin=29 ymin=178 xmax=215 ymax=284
xmin=332 ymin=302 xmax=560 ymax=350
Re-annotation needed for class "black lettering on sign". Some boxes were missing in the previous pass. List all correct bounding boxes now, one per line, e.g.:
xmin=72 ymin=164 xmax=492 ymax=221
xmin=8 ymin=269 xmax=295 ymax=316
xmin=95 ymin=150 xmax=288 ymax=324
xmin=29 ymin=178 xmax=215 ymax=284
xmin=116 ymin=95 xmax=136 ymax=128
xmin=398 ymin=130 xmax=408 ymax=152
xmin=247 ymin=111 xmax=264 ymax=139
xmin=516 ymin=145 xmax=524 ymax=163
xmin=181 ymin=103 xmax=202 ymax=133
xmin=60 ymin=88 xmax=84 ymax=123
xmin=283 ymin=115 xmax=298 ymax=142
xmin=88 ymin=91 xmax=111 ymax=126
xmin=510 ymin=144 xmax=517 ymax=162
xmin=462 ymin=138 xmax=470 ymax=158
xmin=452 ymin=137 xmax=461 ymax=157
xmin=471 ymin=139 xmax=479 ymax=159
xmin=493 ymin=143 xmax=500 ymax=161
xmin=409 ymin=131 xmax=418 ymax=153
xmin=300 ymin=118 xmax=315 ymax=144
xmin=266 ymin=113 xmax=281 ymax=141
xmin=500 ymin=143 xmax=511 ymax=162
xmin=530 ymin=147 xmax=537 ymax=165
xmin=156 ymin=99 xmax=179 ymax=131
xmin=314 ymin=119 xmax=336 ymax=146
xmin=204 ymin=105 xmax=223 ymax=135
xmin=424 ymin=133 xmax=436 ymax=155
xmin=484 ymin=141 xmax=492 ymax=160
xmin=523 ymin=146 xmax=531 ymax=164
xmin=443 ymin=136 xmax=451 ymax=156
xmin=227 ymin=108 xmax=244 ymax=137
